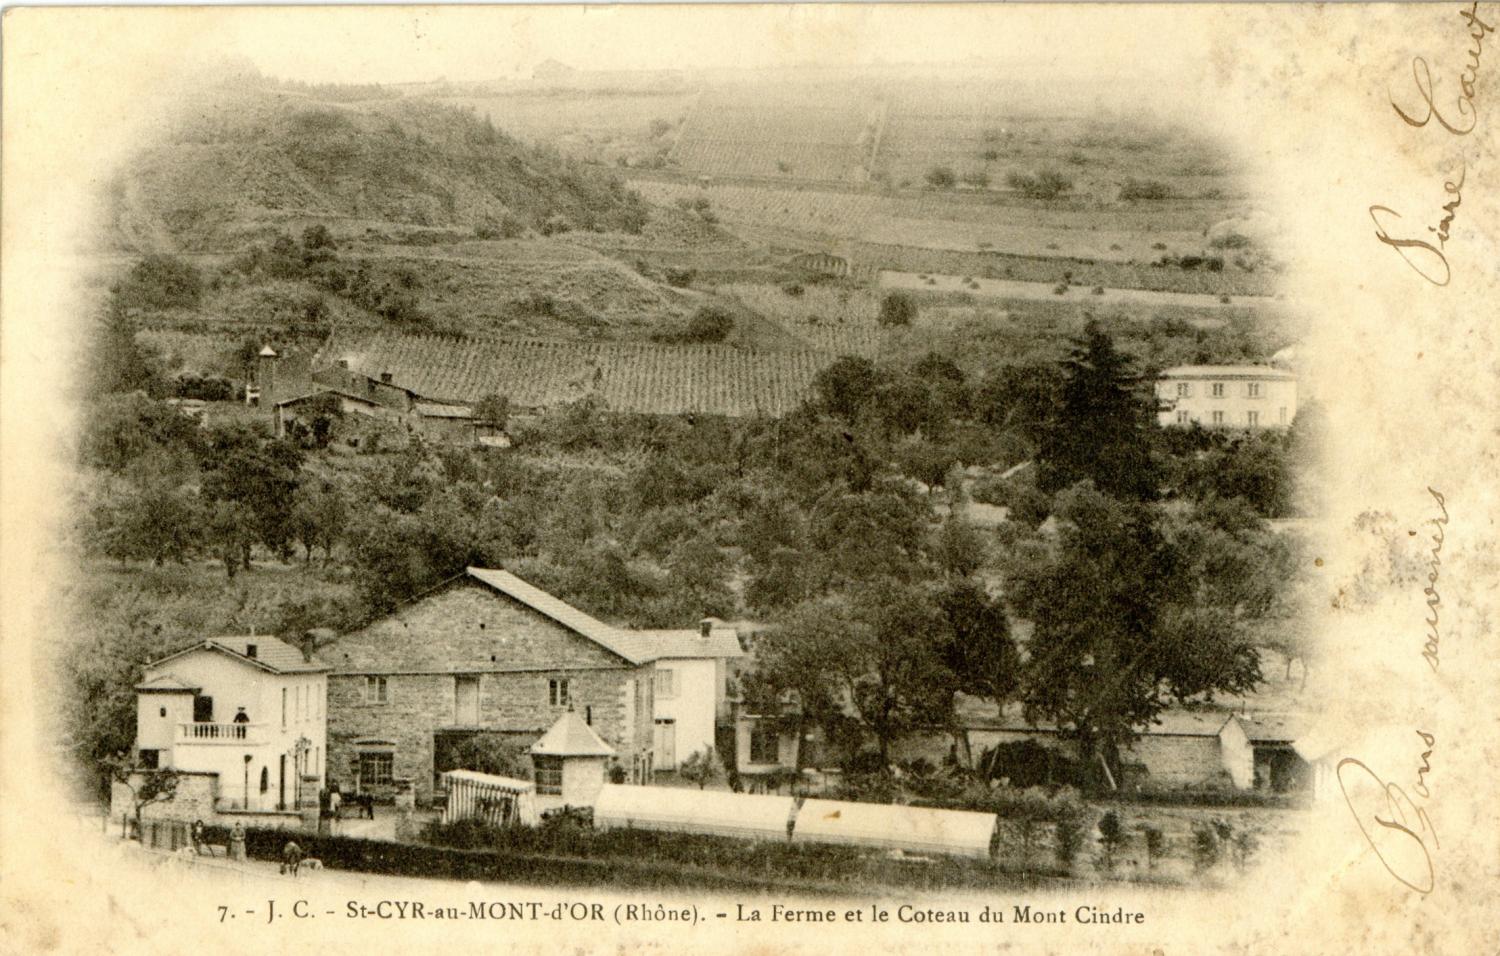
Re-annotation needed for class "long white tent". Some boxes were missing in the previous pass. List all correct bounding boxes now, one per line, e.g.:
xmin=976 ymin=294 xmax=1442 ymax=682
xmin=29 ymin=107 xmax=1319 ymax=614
xmin=792 ymin=799 xmax=999 ymax=859
xmin=593 ymin=785 xmax=797 ymax=841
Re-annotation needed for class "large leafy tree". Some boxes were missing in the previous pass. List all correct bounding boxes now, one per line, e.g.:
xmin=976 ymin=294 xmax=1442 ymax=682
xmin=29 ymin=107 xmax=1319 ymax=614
xmin=1006 ymin=483 xmax=1261 ymax=784
xmin=747 ymin=585 xmax=958 ymax=765
xmin=937 ymin=580 xmax=1019 ymax=711
xmin=199 ymin=424 xmax=305 ymax=567
xmin=1036 ymin=320 xmax=1160 ymax=502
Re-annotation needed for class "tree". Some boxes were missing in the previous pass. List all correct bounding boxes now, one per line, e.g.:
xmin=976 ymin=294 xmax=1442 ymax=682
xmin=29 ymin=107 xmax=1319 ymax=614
xmin=113 ymin=254 xmax=204 ymax=311
xmin=937 ymin=580 xmax=1019 ymax=709
xmin=87 ymin=471 xmax=202 ymax=566
xmin=678 ymin=747 xmax=724 ymax=789
xmin=104 ymin=755 xmax=181 ymax=837
xmin=203 ymin=499 xmax=257 ymax=580
xmin=199 ymin=424 xmax=305 ymax=565
xmin=288 ymin=481 xmax=348 ymax=564
xmin=812 ymin=356 xmax=879 ymax=423
xmin=933 ymin=515 xmax=988 ymax=579
xmin=81 ymin=392 xmax=204 ymax=473
xmin=750 ymin=586 xmax=958 ymax=765
xmin=89 ymin=305 xmax=165 ymax=397
xmin=1005 ymin=484 xmax=1261 ymax=786
xmin=472 ymin=393 xmax=511 ymax=432
xmin=446 ymin=733 xmax=530 ymax=778
xmin=1036 ymin=320 xmax=1160 ymax=502
xmin=877 ymin=291 xmax=918 ymax=327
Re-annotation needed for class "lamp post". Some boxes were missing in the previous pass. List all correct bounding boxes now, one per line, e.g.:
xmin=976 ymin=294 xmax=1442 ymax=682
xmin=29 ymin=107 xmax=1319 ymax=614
xmin=243 ymin=754 xmax=253 ymax=810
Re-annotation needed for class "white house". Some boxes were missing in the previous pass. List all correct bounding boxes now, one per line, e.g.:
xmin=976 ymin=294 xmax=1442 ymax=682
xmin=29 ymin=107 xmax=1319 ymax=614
xmin=1156 ymin=365 xmax=1297 ymax=430
xmin=636 ymin=620 xmax=743 ymax=771
xmin=134 ymin=636 xmax=329 ymax=812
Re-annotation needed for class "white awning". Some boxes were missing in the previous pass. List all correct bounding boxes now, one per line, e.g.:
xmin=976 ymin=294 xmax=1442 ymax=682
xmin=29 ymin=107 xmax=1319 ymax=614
xmin=793 ymin=799 xmax=998 ymax=859
xmin=593 ymin=785 xmax=796 ymax=841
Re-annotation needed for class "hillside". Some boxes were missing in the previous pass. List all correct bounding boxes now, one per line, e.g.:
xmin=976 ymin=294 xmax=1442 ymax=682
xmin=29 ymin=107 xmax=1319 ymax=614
xmin=106 ymin=86 xmax=650 ymax=252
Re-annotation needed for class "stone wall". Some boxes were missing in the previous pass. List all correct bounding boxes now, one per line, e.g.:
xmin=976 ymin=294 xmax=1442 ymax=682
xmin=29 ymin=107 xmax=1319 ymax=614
xmin=328 ymin=579 xmax=626 ymax=673
xmin=108 ymin=771 xmax=308 ymax=831
xmin=1123 ymin=735 xmax=1231 ymax=790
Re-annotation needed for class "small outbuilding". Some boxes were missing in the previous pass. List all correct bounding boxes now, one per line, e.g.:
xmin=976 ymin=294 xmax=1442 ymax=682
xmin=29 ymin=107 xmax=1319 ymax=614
xmin=529 ymin=710 xmax=615 ymax=809
xmin=792 ymin=799 xmax=998 ymax=859
xmin=593 ymin=785 xmax=796 ymax=840
xmin=440 ymin=769 xmax=538 ymax=827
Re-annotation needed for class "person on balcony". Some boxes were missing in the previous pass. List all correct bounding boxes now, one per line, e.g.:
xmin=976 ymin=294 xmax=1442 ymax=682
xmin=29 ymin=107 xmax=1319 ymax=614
xmin=232 ymin=708 xmax=250 ymax=723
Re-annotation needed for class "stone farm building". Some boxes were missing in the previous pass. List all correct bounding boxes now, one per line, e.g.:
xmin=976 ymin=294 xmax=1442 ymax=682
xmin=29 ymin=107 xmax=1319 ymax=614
xmin=736 ymin=702 xmax=1317 ymax=796
xmin=324 ymin=567 xmax=741 ymax=806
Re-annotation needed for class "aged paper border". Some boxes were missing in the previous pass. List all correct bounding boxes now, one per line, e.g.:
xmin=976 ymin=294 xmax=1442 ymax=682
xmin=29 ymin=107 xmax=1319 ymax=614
xmin=2 ymin=4 xmax=1497 ymax=954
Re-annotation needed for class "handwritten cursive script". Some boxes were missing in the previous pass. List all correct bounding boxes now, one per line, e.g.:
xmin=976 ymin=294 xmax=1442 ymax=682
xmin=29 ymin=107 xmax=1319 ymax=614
xmin=1372 ymin=4 xmax=1488 ymax=284
xmin=1421 ymin=486 xmax=1447 ymax=671
xmin=1337 ymin=735 xmax=1440 ymax=895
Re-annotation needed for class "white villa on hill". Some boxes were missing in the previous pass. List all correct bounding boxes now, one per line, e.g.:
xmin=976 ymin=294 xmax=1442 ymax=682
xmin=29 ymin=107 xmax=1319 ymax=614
xmin=133 ymin=636 xmax=329 ymax=812
xmin=1155 ymin=365 xmax=1297 ymax=430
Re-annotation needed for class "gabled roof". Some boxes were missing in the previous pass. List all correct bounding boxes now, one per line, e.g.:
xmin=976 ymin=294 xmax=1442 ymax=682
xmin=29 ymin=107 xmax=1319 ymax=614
xmin=466 ymin=567 xmax=649 ymax=665
xmin=145 ymin=636 xmax=329 ymax=675
xmin=529 ymin=711 xmax=615 ymax=757
xmin=1237 ymin=713 xmax=1308 ymax=744
xmin=1159 ymin=365 xmax=1295 ymax=381
xmin=274 ymin=388 xmax=381 ymax=409
xmin=624 ymin=629 xmax=743 ymax=660
xmin=134 ymin=674 xmax=201 ymax=693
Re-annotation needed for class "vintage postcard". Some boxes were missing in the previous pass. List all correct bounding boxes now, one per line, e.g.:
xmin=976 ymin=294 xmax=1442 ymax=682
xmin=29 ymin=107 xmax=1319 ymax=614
xmin=1 ymin=4 xmax=1496 ymax=954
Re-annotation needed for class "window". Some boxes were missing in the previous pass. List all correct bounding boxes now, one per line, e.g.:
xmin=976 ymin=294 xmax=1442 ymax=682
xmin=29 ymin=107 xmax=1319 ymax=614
xmin=281 ymin=688 xmax=288 ymax=728
xmin=138 ymin=749 xmax=159 ymax=769
xmin=1247 ymin=382 xmax=1262 ymax=398
xmin=1212 ymin=411 xmax=1225 ymax=426
xmin=548 ymin=678 xmax=570 ymax=707
xmin=365 ymin=676 xmax=389 ymax=704
xmin=259 ymin=767 xmax=270 ymax=793
xmin=1176 ymin=410 xmax=1190 ymax=424
xmin=1210 ymin=382 xmax=1226 ymax=398
xmin=749 ymin=723 xmax=779 ymax=764
xmin=159 ymin=707 xmax=167 ymax=718
xmin=1176 ymin=382 xmax=1190 ymax=398
xmin=534 ymin=755 xmax=563 ymax=795
xmin=653 ymin=668 xmax=677 ymax=700
xmin=358 ymin=751 xmax=393 ymax=787
xmin=1247 ymin=410 xmax=1260 ymax=427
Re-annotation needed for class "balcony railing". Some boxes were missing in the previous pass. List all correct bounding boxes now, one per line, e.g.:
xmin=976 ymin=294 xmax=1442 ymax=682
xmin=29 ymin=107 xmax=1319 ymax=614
xmin=177 ymin=722 xmax=267 ymax=745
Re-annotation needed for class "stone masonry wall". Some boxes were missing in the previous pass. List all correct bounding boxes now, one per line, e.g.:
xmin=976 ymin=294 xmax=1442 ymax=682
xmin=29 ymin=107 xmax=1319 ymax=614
xmin=328 ymin=579 xmax=625 ymax=673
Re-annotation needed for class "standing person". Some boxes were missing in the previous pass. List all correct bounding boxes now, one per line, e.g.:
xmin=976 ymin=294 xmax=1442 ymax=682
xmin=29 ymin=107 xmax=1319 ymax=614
xmin=328 ymin=786 xmax=342 ymax=834
xmin=232 ymin=707 xmax=250 ymax=723
xmin=190 ymin=819 xmax=206 ymax=856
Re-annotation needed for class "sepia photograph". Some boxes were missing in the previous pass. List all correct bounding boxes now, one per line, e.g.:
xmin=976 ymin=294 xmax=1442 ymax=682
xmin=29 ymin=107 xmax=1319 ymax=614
xmin=1 ymin=4 xmax=1496 ymax=954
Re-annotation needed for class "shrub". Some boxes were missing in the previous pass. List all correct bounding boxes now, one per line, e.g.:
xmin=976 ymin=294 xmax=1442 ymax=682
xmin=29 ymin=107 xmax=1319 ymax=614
xmin=1119 ymin=178 xmax=1174 ymax=201
xmin=1142 ymin=825 xmax=1165 ymax=869
xmin=1005 ymin=169 xmax=1074 ymax=200
xmin=1055 ymin=817 xmax=1085 ymax=867
xmin=1191 ymin=820 xmax=1223 ymax=872
xmin=114 ymin=254 xmax=204 ymax=311
xmin=1231 ymin=828 xmax=1260 ymax=872
xmin=925 ymin=166 xmax=958 ymax=189
xmin=1096 ymin=811 xmax=1125 ymax=871
xmin=663 ymin=268 xmax=696 ymax=288
xmin=878 ymin=291 xmax=918 ymax=327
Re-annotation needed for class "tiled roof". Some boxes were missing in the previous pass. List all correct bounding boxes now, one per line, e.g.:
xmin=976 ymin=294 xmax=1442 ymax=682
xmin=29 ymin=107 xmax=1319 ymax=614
xmin=273 ymin=388 xmax=380 ymax=408
xmin=464 ymin=568 xmax=741 ymax=664
xmin=1237 ymin=713 xmax=1308 ymax=744
xmin=627 ymin=629 xmax=743 ymax=660
xmin=1159 ymin=365 xmax=1295 ymax=380
xmin=134 ymin=674 xmax=201 ymax=692
xmin=320 ymin=332 xmax=827 ymax=417
xmin=146 ymin=636 xmax=329 ymax=675
xmin=529 ymin=711 xmax=615 ymax=757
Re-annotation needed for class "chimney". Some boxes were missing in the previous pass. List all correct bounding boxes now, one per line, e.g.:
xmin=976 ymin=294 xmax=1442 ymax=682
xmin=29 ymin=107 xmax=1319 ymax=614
xmin=380 ymin=371 xmax=393 ymax=384
xmin=699 ymin=619 xmax=713 ymax=639
xmin=298 ymin=632 xmax=316 ymax=663
xmin=245 ymin=643 xmax=258 ymax=659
